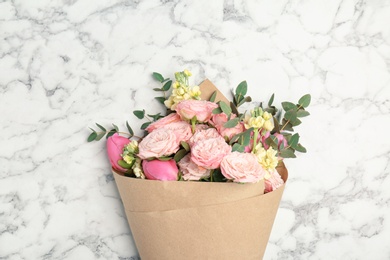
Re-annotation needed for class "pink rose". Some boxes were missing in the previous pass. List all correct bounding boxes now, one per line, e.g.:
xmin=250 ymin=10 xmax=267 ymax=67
xmin=221 ymin=152 xmax=266 ymax=183
xmin=142 ymin=159 xmax=178 ymax=181
xmin=106 ymin=134 xmax=130 ymax=173
xmin=138 ymin=129 xmax=180 ymax=159
xmin=145 ymin=113 xmax=181 ymax=133
xmin=178 ymin=154 xmax=211 ymax=181
xmin=264 ymin=169 xmax=284 ymax=193
xmin=175 ymin=100 xmax=218 ymax=122
xmin=211 ymin=113 xmax=244 ymax=140
xmin=161 ymin=121 xmax=192 ymax=142
xmin=188 ymin=128 xmax=221 ymax=147
xmin=191 ymin=136 xmax=231 ymax=169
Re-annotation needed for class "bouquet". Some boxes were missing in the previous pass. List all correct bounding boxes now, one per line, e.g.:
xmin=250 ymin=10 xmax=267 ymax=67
xmin=88 ymin=70 xmax=310 ymax=259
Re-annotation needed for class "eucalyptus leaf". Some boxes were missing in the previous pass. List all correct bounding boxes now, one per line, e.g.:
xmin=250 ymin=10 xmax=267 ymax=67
xmin=290 ymin=117 xmax=302 ymax=127
xmin=282 ymin=102 xmax=297 ymax=111
xmin=232 ymin=143 xmax=245 ymax=152
xmin=162 ymin=80 xmax=172 ymax=91
xmin=155 ymin=97 xmax=166 ymax=105
xmin=219 ymin=101 xmax=232 ymax=116
xmin=280 ymin=148 xmax=296 ymax=158
xmin=212 ymin=169 xmax=226 ymax=182
xmin=284 ymin=110 xmax=297 ymax=121
xmin=87 ymin=132 xmax=97 ymax=142
xmin=289 ymin=133 xmax=300 ymax=148
xmin=153 ymin=88 xmax=164 ymax=92
xmin=158 ymin=156 xmax=172 ymax=161
xmin=126 ymin=121 xmax=134 ymax=136
xmin=223 ymin=118 xmax=239 ymax=128
xmin=212 ymin=107 xmax=222 ymax=114
xmin=95 ymin=132 xmax=105 ymax=141
xmin=106 ymin=129 xmax=116 ymax=139
xmin=298 ymin=94 xmax=311 ymax=108
xmin=133 ymin=110 xmax=145 ymax=119
xmin=297 ymin=110 xmax=310 ymax=117
xmin=236 ymin=81 xmax=247 ymax=96
xmin=95 ymin=123 xmax=106 ymax=132
xmin=268 ymin=94 xmax=275 ymax=107
xmin=152 ymin=72 xmax=164 ymax=83
xmin=230 ymin=102 xmax=239 ymax=116
xmin=295 ymin=143 xmax=307 ymax=153
xmin=141 ymin=122 xmax=151 ymax=130
xmin=112 ymin=124 xmax=119 ymax=132
xmin=209 ymin=91 xmax=217 ymax=102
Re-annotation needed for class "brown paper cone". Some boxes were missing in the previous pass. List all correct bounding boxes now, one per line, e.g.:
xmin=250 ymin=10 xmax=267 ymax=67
xmin=113 ymin=80 xmax=288 ymax=259
xmin=113 ymin=163 xmax=288 ymax=260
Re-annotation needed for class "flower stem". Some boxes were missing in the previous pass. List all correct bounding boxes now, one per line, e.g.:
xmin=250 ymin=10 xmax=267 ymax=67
xmin=252 ymin=129 xmax=259 ymax=153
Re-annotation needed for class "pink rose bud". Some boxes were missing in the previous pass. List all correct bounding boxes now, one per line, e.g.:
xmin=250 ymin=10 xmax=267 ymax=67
xmin=107 ymin=134 xmax=130 ymax=173
xmin=142 ymin=159 xmax=179 ymax=181
xmin=274 ymin=133 xmax=288 ymax=149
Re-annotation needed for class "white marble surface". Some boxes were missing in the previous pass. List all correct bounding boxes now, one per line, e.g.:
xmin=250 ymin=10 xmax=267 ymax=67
xmin=1 ymin=0 xmax=390 ymax=259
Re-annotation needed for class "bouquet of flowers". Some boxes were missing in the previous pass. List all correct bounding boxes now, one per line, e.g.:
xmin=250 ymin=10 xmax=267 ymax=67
xmin=88 ymin=70 xmax=310 ymax=259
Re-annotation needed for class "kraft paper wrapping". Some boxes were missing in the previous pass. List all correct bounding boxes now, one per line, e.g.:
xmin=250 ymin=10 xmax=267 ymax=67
xmin=112 ymin=80 xmax=289 ymax=259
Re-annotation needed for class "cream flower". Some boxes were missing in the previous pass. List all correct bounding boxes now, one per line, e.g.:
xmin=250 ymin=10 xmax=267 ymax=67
xmin=253 ymin=144 xmax=279 ymax=172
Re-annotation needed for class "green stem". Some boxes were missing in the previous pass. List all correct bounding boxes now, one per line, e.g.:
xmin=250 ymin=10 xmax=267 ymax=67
xmin=252 ymin=129 xmax=259 ymax=153
xmin=210 ymin=169 xmax=214 ymax=182
xmin=191 ymin=117 xmax=196 ymax=134
xmin=280 ymin=104 xmax=303 ymax=132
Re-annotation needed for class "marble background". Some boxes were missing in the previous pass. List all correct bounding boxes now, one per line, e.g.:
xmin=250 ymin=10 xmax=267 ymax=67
xmin=1 ymin=0 xmax=390 ymax=259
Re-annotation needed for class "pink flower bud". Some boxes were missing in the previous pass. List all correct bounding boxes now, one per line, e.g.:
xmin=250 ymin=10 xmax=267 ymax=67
xmin=274 ymin=133 xmax=288 ymax=149
xmin=142 ymin=159 xmax=179 ymax=181
xmin=107 ymin=134 xmax=130 ymax=173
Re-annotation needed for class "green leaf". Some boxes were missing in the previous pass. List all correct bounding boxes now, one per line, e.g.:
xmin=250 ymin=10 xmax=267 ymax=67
xmin=290 ymin=117 xmax=302 ymax=127
xmin=230 ymin=102 xmax=239 ymax=116
xmin=297 ymin=110 xmax=310 ymax=117
xmin=212 ymin=107 xmax=222 ymax=114
xmin=223 ymin=118 xmax=239 ymax=128
xmin=141 ymin=122 xmax=151 ymax=130
xmin=118 ymin=160 xmax=132 ymax=169
xmin=236 ymin=81 xmax=247 ymax=96
xmin=152 ymin=72 xmax=164 ymax=83
xmin=87 ymin=132 xmax=97 ymax=142
xmin=268 ymin=94 xmax=275 ymax=107
xmin=174 ymin=149 xmax=188 ymax=162
xmin=95 ymin=132 xmax=105 ymax=141
xmin=281 ymin=119 xmax=294 ymax=131
xmin=211 ymin=169 xmax=226 ymax=182
xmin=162 ymin=80 xmax=172 ymax=91
xmin=238 ymin=96 xmax=252 ymax=107
xmin=229 ymin=133 xmax=241 ymax=145
xmin=112 ymin=124 xmax=119 ymax=132
xmin=232 ymin=143 xmax=245 ymax=152
xmin=298 ymin=94 xmax=311 ymax=108
xmin=240 ymin=128 xmax=252 ymax=146
xmin=95 ymin=123 xmax=106 ymax=132
xmin=289 ymin=133 xmax=300 ymax=148
xmin=282 ymin=102 xmax=297 ymax=111
xmin=126 ymin=121 xmax=134 ymax=136
xmin=272 ymin=117 xmax=280 ymax=133
xmin=265 ymin=136 xmax=278 ymax=149
xmin=219 ymin=101 xmax=232 ymax=116
xmin=133 ymin=110 xmax=145 ymax=119
xmin=155 ymin=97 xmax=166 ymax=105
xmin=158 ymin=156 xmax=172 ymax=161
xmin=180 ymin=141 xmax=190 ymax=152
xmin=280 ymin=148 xmax=296 ymax=158
xmin=284 ymin=109 xmax=297 ymax=121
xmin=153 ymin=88 xmax=164 ymax=92
xmin=209 ymin=91 xmax=217 ymax=102
xmin=106 ymin=129 xmax=116 ymax=139
xmin=295 ymin=143 xmax=307 ymax=153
